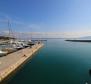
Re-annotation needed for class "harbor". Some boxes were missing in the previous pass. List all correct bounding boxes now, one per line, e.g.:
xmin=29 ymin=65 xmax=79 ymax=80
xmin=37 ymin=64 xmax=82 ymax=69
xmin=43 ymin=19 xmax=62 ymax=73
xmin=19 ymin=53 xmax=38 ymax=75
xmin=7 ymin=39 xmax=91 ymax=84
xmin=0 ymin=40 xmax=44 ymax=83
xmin=1 ymin=0 xmax=91 ymax=83
xmin=0 ymin=17 xmax=45 ymax=83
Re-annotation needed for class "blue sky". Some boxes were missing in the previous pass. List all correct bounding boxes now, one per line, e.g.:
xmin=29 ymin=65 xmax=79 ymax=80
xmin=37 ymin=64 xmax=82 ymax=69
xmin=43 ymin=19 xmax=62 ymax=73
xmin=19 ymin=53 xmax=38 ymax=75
xmin=0 ymin=0 xmax=91 ymax=36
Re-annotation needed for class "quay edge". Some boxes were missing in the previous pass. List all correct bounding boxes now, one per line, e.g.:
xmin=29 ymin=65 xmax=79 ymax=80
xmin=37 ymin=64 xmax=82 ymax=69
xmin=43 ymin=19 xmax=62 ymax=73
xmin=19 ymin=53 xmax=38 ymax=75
xmin=0 ymin=43 xmax=44 ymax=84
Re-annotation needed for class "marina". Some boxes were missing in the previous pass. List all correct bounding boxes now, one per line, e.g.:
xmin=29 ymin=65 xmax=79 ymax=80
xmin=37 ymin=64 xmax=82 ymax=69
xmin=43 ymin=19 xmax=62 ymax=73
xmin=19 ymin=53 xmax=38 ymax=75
xmin=0 ymin=16 xmax=45 ymax=83
xmin=0 ymin=40 xmax=44 ymax=83
xmin=0 ymin=0 xmax=91 ymax=83
xmin=7 ymin=39 xmax=91 ymax=84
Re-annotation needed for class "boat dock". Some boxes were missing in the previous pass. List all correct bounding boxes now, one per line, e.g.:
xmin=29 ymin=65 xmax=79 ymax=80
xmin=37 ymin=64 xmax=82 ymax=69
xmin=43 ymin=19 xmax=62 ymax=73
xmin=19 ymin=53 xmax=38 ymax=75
xmin=0 ymin=43 xmax=44 ymax=83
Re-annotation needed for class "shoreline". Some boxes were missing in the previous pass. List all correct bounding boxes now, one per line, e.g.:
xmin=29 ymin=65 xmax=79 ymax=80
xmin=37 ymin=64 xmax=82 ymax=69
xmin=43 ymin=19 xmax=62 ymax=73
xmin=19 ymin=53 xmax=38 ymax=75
xmin=0 ymin=43 xmax=44 ymax=83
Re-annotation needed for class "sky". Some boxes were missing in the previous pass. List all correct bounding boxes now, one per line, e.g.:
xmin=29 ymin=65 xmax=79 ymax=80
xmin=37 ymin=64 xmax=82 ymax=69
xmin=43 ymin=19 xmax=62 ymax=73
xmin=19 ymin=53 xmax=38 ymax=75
xmin=0 ymin=0 xmax=91 ymax=37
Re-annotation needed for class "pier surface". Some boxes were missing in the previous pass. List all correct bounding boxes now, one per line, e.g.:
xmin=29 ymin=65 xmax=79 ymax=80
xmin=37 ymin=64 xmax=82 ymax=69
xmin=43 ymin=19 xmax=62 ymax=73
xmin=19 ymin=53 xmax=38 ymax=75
xmin=0 ymin=43 xmax=44 ymax=83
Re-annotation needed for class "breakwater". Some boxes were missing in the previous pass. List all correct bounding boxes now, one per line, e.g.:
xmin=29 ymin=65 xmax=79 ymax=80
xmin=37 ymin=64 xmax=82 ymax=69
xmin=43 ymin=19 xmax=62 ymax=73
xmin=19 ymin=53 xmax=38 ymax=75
xmin=65 ymin=39 xmax=91 ymax=42
xmin=0 ymin=43 xmax=44 ymax=83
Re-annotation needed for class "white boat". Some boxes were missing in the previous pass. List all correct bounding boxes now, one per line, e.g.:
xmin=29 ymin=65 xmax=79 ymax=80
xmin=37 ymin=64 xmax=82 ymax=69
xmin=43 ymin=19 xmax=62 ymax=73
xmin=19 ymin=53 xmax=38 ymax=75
xmin=14 ymin=43 xmax=24 ymax=50
xmin=0 ymin=50 xmax=7 ymax=56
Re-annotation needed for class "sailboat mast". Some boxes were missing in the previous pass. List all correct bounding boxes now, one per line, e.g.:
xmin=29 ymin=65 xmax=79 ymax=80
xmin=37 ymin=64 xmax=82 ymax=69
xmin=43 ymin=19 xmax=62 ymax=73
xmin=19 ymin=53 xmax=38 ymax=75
xmin=7 ymin=19 xmax=11 ymax=38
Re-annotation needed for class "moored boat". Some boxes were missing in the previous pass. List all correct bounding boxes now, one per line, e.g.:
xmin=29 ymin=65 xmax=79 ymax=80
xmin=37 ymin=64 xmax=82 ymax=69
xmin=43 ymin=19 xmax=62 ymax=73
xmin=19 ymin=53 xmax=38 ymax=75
xmin=0 ymin=50 xmax=7 ymax=56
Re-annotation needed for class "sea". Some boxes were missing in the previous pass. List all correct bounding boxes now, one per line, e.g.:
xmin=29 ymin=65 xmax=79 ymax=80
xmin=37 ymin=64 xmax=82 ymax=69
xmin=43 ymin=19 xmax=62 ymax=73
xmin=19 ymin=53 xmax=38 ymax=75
xmin=7 ymin=39 xmax=91 ymax=84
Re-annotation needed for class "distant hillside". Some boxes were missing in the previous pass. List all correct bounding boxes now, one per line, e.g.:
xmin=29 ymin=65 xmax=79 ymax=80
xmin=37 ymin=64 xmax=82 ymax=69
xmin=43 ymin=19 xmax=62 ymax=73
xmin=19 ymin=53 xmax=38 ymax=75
xmin=0 ymin=36 xmax=15 ymax=40
xmin=79 ymin=36 xmax=91 ymax=39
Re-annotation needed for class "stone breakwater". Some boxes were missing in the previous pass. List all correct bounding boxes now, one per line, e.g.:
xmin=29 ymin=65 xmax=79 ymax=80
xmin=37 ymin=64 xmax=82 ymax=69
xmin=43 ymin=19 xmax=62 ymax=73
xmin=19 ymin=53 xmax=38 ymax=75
xmin=0 ymin=43 xmax=44 ymax=83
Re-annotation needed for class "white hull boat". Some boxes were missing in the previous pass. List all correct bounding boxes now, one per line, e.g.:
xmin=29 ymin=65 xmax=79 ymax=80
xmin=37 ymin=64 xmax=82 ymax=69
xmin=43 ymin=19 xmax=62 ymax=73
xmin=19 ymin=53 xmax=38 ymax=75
xmin=0 ymin=50 xmax=7 ymax=56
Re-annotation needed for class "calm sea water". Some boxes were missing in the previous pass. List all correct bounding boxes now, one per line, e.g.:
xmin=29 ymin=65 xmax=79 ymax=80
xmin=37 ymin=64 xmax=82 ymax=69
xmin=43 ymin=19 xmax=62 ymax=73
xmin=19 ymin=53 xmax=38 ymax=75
xmin=7 ymin=39 xmax=91 ymax=84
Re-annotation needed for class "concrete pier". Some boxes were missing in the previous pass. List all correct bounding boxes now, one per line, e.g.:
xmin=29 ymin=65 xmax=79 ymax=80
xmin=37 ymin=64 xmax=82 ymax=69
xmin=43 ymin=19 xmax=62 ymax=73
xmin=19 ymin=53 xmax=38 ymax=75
xmin=0 ymin=43 xmax=44 ymax=83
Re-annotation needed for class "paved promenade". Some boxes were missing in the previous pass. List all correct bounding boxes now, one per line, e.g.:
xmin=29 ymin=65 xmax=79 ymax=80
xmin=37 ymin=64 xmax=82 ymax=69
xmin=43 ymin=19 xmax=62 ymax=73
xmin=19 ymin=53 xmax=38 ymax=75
xmin=0 ymin=43 xmax=44 ymax=82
